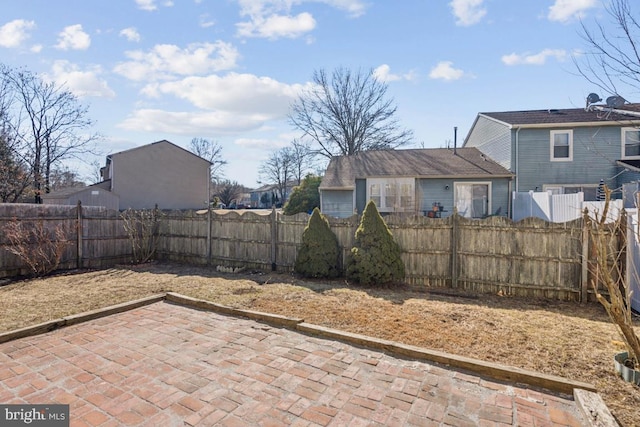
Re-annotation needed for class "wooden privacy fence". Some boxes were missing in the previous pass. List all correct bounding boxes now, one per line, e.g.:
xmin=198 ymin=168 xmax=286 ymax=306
xmin=0 ymin=203 xmax=131 ymax=278
xmin=0 ymin=205 xmax=618 ymax=302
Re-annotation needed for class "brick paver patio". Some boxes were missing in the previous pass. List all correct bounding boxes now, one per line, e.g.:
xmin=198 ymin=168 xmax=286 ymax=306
xmin=0 ymin=301 xmax=586 ymax=426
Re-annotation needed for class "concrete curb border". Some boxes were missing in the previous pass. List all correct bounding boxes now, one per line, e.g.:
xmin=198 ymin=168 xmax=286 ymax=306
xmin=0 ymin=294 xmax=165 ymax=345
xmin=0 ymin=292 xmax=618 ymax=426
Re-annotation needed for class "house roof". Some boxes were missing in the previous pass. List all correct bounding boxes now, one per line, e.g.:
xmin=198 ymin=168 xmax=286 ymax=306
xmin=107 ymin=140 xmax=212 ymax=165
xmin=319 ymin=148 xmax=513 ymax=190
xmin=41 ymin=180 xmax=111 ymax=199
xmin=479 ymin=103 xmax=640 ymax=127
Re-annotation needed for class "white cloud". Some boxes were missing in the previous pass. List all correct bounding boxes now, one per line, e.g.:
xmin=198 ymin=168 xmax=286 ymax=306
xmin=113 ymin=41 xmax=239 ymax=81
xmin=450 ymin=0 xmax=486 ymax=26
xmin=234 ymin=137 xmax=290 ymax=151
xmin=122 ymin=72 xmax=310 ymax=136
xmin=373 ymin=64 xmax=417 ymax=82
xmin=118 ymin=109 xmax=269 ymax=135
xmin=134 ymin=0 xmax=173 ymax=10
xmin=236 ymin=12 xmax=316 ymax=39
xmin=45 ymin=60 xmax=115 ymax=98
xmin=30 ymin=44 xmax=43 ymax=53
xmin=235 ymin=0 xmax=367 ymax=39
xmin=199 ymin=14 xmax=215 ymax=28
xmin=319 ymin=0 xmax=367 ymax=18
xmin=135 ymin=0 xmax=157 ymax=10
xmin=548 ymin=0 xmax=596 ymax=23
xmin=0 ymin=19 xmax=36 ymax=48
xmin=119 ymin=27 xmax=141 ymax=42
xmin=55 ymin=24 xmax=91 ymax=50
xmin=501 ymin=49 xmax=568 ymax=66
xmin=429 ymin=61 xmax=466 ymax=81
xmin=144 ymin=72 xmax=307 ymax=117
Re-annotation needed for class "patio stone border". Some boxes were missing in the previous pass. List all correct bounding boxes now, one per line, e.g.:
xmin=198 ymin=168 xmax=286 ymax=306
xmin=0 ymin=292 xmax=618 ymax=426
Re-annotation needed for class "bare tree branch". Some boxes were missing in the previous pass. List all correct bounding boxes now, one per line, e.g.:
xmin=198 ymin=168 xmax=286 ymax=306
xmin=0 ymin=64 xmax=99 ymax=203
xmin=576 ymin=0 xmax=640 ymax=97
xmin=289 ymin=67 xmax=413 ymax=158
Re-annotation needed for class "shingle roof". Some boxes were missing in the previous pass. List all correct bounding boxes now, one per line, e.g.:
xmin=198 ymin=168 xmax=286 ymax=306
xmin=319 ymin=148 xmax=513 ymax=189
xmin=480 ymin=103 xmax=640 ymax=126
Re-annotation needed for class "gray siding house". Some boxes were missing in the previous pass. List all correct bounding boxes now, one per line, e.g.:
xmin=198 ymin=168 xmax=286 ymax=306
xmin=319 ymin=148 xmax=514 ymax=218
xmin=463 ymin=104 xmax=640 ymax=200
xmin=42 ymin=181 xmax=119 ymax=210
xmin=101 ymin=140 xmax=211 ymax=210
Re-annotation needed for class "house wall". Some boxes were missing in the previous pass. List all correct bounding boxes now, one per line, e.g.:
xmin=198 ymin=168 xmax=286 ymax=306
xmin=514 ymin=126 xmax=640 ymax=194
xmin=111 ymin=142 xmax=210 ymax=210
xmin=43 ymin=188 xmax=120 ymax=210
xmin=320 ymin=189 xmax=354 ymax=218
xmin=417 ymin=178 xmax=510 ymax=218
xmin=464 ymin=116 xmax=512 ymax=169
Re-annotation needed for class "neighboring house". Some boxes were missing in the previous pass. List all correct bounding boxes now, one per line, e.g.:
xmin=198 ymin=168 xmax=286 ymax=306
xmin=101 ymin=140 xmax=211 ymax=210
xmin=463 ymin=103 xmax=640 ymax=200
xmin=250 ymin=182 xmax=297 ymax=208
xmin=42 ymin=181 xmax=119 ymax=210
xmin=319 ymin=148 xmax=514 ymax=219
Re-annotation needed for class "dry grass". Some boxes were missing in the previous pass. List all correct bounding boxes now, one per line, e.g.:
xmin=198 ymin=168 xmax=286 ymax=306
xmin=1 ymin=262 xmax=639 ymax=426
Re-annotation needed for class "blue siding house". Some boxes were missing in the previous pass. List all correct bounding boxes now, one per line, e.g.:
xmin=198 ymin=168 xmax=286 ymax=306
xmin=463 ymin=103 xmax=640 ymax=200
xmin=319 ymin=148 xmax=513 ymax=218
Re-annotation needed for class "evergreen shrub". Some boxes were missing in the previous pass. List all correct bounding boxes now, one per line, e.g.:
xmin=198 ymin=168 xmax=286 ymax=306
xmin=294 ymin=207 xmax=341 ymax=278
xmin=346 ymin=201 xmax=405 ymax=286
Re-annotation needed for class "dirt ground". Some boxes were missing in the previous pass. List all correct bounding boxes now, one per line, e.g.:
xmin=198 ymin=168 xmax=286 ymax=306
xmin=1 ymin=262 xmax=639 ymax=426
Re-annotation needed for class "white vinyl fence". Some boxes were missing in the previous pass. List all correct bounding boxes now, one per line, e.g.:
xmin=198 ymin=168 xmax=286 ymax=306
xmin=512 ymin=191 xmax=622 ymax=223
xmin=626 ymin=210 xmax=640 ymax=313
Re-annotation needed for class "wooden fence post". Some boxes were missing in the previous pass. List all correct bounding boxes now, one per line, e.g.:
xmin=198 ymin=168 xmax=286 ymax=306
xmin=451 ymin=208 xmax=459 ymax=289
xmin=207 ymin=207 xmax=212 ymax=265
xmin=581 ymin=208 xmax=589 ymax=303
xmin=271 ymin=206 xmax=277 ymax=271
xmin=76 ymin=200 xmax=83 ymax=269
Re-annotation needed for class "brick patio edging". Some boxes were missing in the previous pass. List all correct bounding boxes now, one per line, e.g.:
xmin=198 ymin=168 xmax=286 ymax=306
xmin=0 ymin=291 xmax=618 ymax=426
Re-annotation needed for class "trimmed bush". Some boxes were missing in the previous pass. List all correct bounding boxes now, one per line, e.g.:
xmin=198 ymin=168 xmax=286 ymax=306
xmin=294 ymin=208 xmax=341 ymax=278
xmin=346 ymin=201 xmax=405 ymax=286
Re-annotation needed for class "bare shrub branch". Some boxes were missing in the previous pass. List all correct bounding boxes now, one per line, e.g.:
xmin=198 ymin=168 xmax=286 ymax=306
xmin=4 ymin=217 xmax=72 ymax=276
xmin=121 ymin=207 xmax=162 ymax=264
xmin=587 ymin=185 xmax=640 ymax=370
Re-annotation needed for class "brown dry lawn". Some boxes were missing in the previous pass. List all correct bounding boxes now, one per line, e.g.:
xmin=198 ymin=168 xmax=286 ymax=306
xmin=1 ymin=262 xmax=639 ymax=426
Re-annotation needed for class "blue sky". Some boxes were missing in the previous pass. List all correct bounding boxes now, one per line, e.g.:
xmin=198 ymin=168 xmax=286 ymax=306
xmin=0 ymin=0 xmax=625 ymax=187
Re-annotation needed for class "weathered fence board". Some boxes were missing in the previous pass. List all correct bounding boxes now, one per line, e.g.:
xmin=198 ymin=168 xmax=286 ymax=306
xmin=0 ymin=204 xmax=620 ymax=302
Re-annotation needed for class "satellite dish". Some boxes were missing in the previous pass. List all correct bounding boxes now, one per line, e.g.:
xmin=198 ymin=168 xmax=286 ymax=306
xmin=587 ymin=93 xmax=602 ymax=104
xmin=606 ymin=95 xmax=626 ymax=108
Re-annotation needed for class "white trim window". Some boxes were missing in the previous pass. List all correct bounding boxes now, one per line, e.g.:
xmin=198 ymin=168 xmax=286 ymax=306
xmin=455 ymin=182 xmax=491 ymax=218
xmin=550 ymin=130 xmax=573 ymax=161
xmin=544 ymin=184 xmax=598 ymax=201
xmin=366 ymin=178 xmax=414 ymax=212
xmin=622 ymin=127 xmax=640 ymax=159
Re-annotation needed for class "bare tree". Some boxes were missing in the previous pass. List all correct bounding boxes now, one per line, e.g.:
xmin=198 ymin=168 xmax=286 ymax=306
xmin=1 ymin=64 xmax=99 ymax=203
xmin=212 ymin=180 xmax=243 ymax=207
xmin=290 ymin=139 xmax=315 ymax=185
xmin=575 ymin=0 xmax=640 ymax=96
xmin=289 ymin=67 xmax=413 ymax=158
xmin=48 ymin=166 xmax=86 ymax=191
xmin=189 ymin=137 xmax=227 ymax=182
xmin=0 ymin=134 xmax=31 ymax=202
xmin=260 ymin=147 xmax=293 ymax=202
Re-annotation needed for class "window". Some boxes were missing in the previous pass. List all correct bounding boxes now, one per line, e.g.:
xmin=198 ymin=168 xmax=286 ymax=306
xmin=550 ymin=130 xmax=572 ymax=161
xmin=455 ymin=182 xmax=490 ymax=218
xmin=543 ymin=184 xmax=598 ymax=201
xmin=622 ymin=127 xmax=640 ymax=159
xmin=366 ymin=178 xmax=414 ymax=212
xmin=369 ymin=183 xmax=381 ymax=207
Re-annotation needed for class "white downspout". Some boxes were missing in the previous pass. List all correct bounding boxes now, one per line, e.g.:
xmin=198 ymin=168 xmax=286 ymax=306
xmin=515 ymin=127 xmax=521 ymax=192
